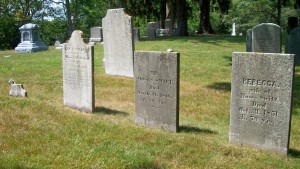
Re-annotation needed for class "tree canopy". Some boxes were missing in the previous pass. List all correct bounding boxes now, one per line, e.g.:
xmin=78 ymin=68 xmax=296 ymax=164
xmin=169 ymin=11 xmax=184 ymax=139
xmin=0 ymin=0 xmax=300 ymax=50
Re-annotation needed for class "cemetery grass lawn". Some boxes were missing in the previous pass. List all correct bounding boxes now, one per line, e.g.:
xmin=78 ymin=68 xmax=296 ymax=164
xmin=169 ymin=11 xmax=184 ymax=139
xmin=0 ymin=36 xmax=299 ymax=168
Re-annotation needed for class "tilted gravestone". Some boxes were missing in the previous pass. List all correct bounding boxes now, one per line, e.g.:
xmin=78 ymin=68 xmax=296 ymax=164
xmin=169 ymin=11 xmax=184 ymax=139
xmin=246 ymin=29 xmax=252 ymax=52
xmin=252 ymin=23 xmax=282 ymax=53
xmin=89 ymin=27 xmax=103 ymax=43
xmin=62 ymin=30 xmax=95 ymax=112
xmin=134 ymin=51 xmax=180 ymax=132
xmin=102 ymin=8 xmax=134 ymax=78
xmin=285 ymin=27 xmax=300 ymax=65
xmin=147 ymin=22 xmax=160 ymax=39
xmin=230 ymin=52 xmax=294 ymax=154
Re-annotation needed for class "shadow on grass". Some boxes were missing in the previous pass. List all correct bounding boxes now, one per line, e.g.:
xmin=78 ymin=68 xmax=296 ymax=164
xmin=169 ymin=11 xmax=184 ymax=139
xmin=288 ymin=149 xmax=300 ymax=158
xmin=223 ymin=55 xmax=232 ymax=66
xmin=207 ymin=82 xmax=231 ymax=92
xmin=179 ymin=125 xmax=218 ymax=134
xmin=94 ymin=107 xmax=129 ymax=116
xmin=129 ymin=162 xmax=162 ymax=169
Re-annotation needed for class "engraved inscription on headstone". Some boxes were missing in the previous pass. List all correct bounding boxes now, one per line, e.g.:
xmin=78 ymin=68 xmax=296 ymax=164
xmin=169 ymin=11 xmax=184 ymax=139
xmin=134 ymin=51 xmax=180 ymax=132
xmin=102 ymin=8 xmax=134 ymax=77
xmin=285 ymin=27 xmax=300 ymax=65
xmin=230 ymin=52 xmax=294 ymax=154
xmin=62 ymin=30 xmax=95 ymax=112
xmin=252 ymin=23 xmax=282 ymax=53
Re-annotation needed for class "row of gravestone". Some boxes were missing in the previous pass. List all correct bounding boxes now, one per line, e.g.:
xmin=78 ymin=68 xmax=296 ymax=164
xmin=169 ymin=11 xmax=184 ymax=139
xmin=246 ymin=23 xmax=300 ymax=65
xmin=61 ymin=9 xmax=296 ymax=156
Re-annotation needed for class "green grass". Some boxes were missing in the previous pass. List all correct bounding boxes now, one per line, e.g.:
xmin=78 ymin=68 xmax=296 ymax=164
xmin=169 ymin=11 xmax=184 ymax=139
xmin=0 ymin=36 xmax=300 ymax=168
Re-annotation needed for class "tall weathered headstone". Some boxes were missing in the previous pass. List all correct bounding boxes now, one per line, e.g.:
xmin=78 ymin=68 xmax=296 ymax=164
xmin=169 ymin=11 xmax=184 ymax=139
xmin=286 ymin=27 xmax=300 ymax=65
xmin=62 ymin=30 xmax=95 ymax=112
xmin=134 ymin=51 xmax=180 ymax=132
xmin=102 ymin=8 xmax=134 ymax=77
xmin=252 ymin=23 xmax=282 ymax=53
xmin=15 ymin=23 xmax=48 ymax=53
xmin=89 ymin=27 xmax=103 ymax=43
xmin=230 ymin=52 xmax=294 ymax=154
xmin=246 ymin=29 xmax=252 ymax=52
xmin=147 ymin=22 xmax=160 ymax=39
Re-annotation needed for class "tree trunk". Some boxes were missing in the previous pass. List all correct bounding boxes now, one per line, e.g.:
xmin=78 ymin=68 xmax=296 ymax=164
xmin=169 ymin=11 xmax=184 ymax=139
xmin=65 ymin=0 xmax=73 ymax=37
xmin=160 ymin=0 xmax=166 ymax=28
xmin=198 ymin=0 xmax=214 ymax=34
xmin=277 ymin=0 xmax=281 ymax=26
xmin=175 ymin=0 xmax=188 ymax=36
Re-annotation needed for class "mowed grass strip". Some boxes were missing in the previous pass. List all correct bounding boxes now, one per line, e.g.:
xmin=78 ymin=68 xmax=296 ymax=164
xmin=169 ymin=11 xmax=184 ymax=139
xmin=0 ymin=35 xmax=299 ymax=168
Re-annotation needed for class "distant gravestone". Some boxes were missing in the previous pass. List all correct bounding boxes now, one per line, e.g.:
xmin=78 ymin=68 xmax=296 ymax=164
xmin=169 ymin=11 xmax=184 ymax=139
xmin=252 ymin=23 xmax=282 ymax=53
xmin=134 ymin=51 xmax=180 ymax=132
xmin=15 ymin=23 xmax=48 ymax=53
xmin=246 ymin=29 xmax=252 ymax=52
xmin=147 ymin=22 xmax=160 ymax=39
xmin=54 ymin=40 xmax=62 ymax=50
xmin=286 ymin=27 xmax=300 ymax=65
xmin=102 ymin=8 xmax=134 ymax=78
xmin=165 ymin=19 xmax=174 ymax=35
xmin=230 ymin=52 xmax=294 ymax=154
xmin=133 ymin=27 xmax=140 ymax=42
xmin=231 ymin=23 xmax=236 ymax=36
xmin=62 ymin=30 xmax=95 ymax=112
xmin=89 ymin=27 xmax=103 ymax=43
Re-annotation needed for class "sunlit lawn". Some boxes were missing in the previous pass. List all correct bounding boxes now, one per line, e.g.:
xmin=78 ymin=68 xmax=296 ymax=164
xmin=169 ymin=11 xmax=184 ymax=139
xmin=0 ymin=35 xmax=299 ymax=168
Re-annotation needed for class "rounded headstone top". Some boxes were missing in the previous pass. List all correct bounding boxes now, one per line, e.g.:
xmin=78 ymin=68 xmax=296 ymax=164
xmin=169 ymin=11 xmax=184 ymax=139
xmin=19 ymin=23 xmax=40 ymax=30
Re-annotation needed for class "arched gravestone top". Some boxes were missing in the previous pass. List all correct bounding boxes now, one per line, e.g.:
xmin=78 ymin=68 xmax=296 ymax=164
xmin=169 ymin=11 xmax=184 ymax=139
xmin=102 ymin=8 xmax=134 ymax=78
xmin=286 ymin=27 xmax=300 ymax=65
xmin=252 ymin=23 xmax=282 ymax=53
xmin=19 ymin=23 xmax=40 ymax=30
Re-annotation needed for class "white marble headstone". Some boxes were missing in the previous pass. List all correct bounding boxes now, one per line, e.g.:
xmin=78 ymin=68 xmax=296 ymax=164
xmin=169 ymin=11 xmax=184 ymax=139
xmin=62 ymin=30 xmax=95 ymax=112
xmin=102 ymin=8 xmax=134 ymax=78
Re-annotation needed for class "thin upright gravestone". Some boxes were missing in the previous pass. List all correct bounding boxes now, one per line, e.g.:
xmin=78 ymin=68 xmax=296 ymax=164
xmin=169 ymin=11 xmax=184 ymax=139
xmin=246 ymin=29 xmax=252 ymax=52
xmin=134 ymin=51 xmax=180 ymax=132
xmin=102 ymin=8 xmax=134 ymax=78
xmin=147 ymin=22 xmax=160 ymax=39
xmin=285 ymin=27 xmax=300 ymax=65
xmin=230 ymin=52 xmax=294 ymax=154
xmin=89 ymin=26 xmax=103 ymax=43
xmin=252 ymin=23 xmax=282 ymax=53
xmin=62 ymin=30 xmax=95 ymax=112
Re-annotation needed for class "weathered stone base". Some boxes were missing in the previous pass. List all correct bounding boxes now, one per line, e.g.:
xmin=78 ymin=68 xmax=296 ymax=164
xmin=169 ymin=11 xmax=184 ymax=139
xmin=15 ymin=41 xmax=48 ymax=53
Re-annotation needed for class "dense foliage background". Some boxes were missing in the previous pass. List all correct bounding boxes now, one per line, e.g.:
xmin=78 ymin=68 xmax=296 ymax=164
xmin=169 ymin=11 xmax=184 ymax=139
xmin=0 ymin=0 xmax=300 ymax=50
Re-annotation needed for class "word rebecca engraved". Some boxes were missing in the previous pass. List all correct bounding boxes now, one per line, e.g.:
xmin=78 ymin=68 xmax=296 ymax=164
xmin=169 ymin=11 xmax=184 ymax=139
xmin=243 ymin=78 xmax=279 ymax=88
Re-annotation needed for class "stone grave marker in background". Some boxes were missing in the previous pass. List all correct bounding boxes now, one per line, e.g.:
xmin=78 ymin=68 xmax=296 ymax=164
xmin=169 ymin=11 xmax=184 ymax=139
xmin=230 ymin=52 xmax=294 ymax=154
xmin=246 ymin=29 xmax=252 ymax=52
xmin=165 ymin=19 xmax=174 ymax=35
xmin=231 ymin=23 xmax=236 ymax=36
xmin=55 ymin=40 xmax=62 ymax=50
xmin=252 ymin=23 xmax=282 ymax=53
xmin=147 ymin=22 xmax=160 ymax=39
xmin=102 ymin=8 xmax=134 ymax=78
xmin=15 ymin=23 xmax=48 ymax=53
xmin=62 ymin=30 xmax=95 ymax=112
xmin=89 ymin=26 xmax=103 ymax=43
xmin=285 ymin=27 xmax=300 ymax=65
xmin=134 ymin=51 xmax=180 ymax=132
xmin=133 ymin=27 xmax=140 ymax=42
